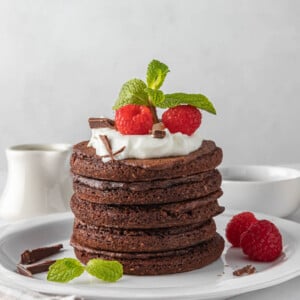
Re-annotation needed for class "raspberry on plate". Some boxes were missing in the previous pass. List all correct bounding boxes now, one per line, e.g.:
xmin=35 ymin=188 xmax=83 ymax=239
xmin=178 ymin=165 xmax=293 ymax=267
xmin=115 ymin=104 xmax=153 ymax=135
xmin=240 ymin=220 xmax=283 ymax=262
xmin=225 ymin=212 xmax=257 ymax=247
xmin=162 ymin=105 xmax=202 ymax=136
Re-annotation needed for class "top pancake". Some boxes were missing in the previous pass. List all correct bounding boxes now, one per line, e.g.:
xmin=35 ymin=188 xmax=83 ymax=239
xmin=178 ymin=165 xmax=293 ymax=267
xmin=71 ymin=140 xmax=223 ymax=182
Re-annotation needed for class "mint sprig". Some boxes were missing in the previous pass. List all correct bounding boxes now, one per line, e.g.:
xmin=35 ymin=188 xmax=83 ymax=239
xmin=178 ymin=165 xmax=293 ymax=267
xmin=164 ymin=93 xmax=216 ymax=114
xmin=47 ymin=258 xmax=84 ymax=283
xmin=113 ymin=79 xmax=148 ymax=110
xmin=146 ymin=59 xmax=170 ymax=90
xmin=86 ymin=259 xmax=123 ymax=282
xmin=47 ymin=258 xmax=123 ymax=283
xmin=144 ymin=88 xmax=165 ymax=107
xmin=113 ymin=59 xmax=216 ymax=117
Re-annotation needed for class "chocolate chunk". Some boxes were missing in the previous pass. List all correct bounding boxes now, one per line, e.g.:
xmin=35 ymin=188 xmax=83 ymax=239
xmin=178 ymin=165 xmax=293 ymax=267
xmin=17 ymin=264 xmax=33 ymax=277
xmin=152 ymin=130 xmax=166 ymax=139
xmin=20 ymin=244 xmax=63 ymax=264
xmin=150 ymin=122 xmax=166 ymax=138
xmin=89 ymin=118 xmax=115 ymax=129
xmin=26 ymin=260 xmax=56 ymax=274
xmin=233 ymin=265 xmax=256 ymax=276
xmin=17 ymin=260 xmax=56 ymax=277
xmin=152 ymin=122 xmax=165 ymax=131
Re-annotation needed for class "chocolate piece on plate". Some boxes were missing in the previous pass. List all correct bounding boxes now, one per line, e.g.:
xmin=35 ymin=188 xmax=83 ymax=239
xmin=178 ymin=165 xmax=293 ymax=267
xmin=25 ymin=260 xmax=56 ymax=274
xmin=233 ymin=265 xmax=256 ymax=276
xmin=17 ymin=264 xmax=33 ymax=277
xmin=20 ymin=244 xmax=63 ymax=264
xmin=17 ymin=260 xmax=56 ymax=277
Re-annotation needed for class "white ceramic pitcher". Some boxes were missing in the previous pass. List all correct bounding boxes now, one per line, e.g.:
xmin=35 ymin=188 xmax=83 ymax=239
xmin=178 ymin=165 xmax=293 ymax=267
xmin=0 ymin=143 xmax=73 ymax=221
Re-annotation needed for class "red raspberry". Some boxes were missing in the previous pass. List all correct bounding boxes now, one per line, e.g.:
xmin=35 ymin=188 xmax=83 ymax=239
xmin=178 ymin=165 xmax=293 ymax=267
xmin=225 ymin=212 xmax=257 ymax=247
xmin=115 ymin=104 xmax=153 ymax=135
xmin=162 ymin=105 xmax=202 ymax=136
xmin=240 ymin=220 xmax=283 ymax=262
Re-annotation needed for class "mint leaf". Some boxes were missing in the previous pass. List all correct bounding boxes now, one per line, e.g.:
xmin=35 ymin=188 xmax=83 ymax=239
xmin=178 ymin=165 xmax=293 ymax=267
xmin=112 ymin=60 xmax=216 ymax=118
xmin=145 ymin=88 xmax=165 ymax=107
xmin=164 ymin=93 xmax=216 ymax=114
xmin=86 ymin=259 xmax=123 ymax=282
xmin=113 ymin=79 xmax=148 ymax=110
xmin=47 ymin=258 xmax=85 ymax=283
xmin=146 ymin=60 xmax=170 ymax=90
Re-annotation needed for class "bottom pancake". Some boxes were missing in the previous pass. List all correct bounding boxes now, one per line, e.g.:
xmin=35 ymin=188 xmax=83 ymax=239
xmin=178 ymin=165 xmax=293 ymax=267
xmin=71 ymin=233 xmax=225 ymax=275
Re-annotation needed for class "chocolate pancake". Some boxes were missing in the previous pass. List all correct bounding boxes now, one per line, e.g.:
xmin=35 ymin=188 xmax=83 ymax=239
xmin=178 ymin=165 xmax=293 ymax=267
xmin=72 ymin=218 xmax=216 ymax=252
xmin=72 ymin=169 xmax=222 ymax=205
xmin=71 ymin=233 xmax=225 ymax=275
xmin=70 ymin=140 xmax=222 ymax=182
xmin=70 ymin=189 xmax=224 ymax=229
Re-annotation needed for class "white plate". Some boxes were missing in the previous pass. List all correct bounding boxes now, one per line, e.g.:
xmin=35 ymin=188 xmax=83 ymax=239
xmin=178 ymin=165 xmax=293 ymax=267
xmin=0 ymin=211 xmax=299 ymax=300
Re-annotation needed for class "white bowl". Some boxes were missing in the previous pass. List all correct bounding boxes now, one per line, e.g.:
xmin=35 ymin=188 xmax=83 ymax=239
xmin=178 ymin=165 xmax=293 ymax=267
xmin=219 ymin=165 xmax=300 ymax=217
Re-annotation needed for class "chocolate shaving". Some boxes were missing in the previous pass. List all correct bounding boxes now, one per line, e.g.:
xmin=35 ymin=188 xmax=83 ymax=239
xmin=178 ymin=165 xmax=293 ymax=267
xmin=99 ymin=135 xmax=114 ymax=160
xmin=99 ymin=135 xmax=126 ymax=160
xmin=89 ymin=118 xmax=115 ymax=129
xmin=20 ymin=244 xmax=63 ymax=264
xmin=233 ymin=265 xmax=256 ymax=276
xmin=17 ymin=260 xmax=56 ymax=277
xmin=104 ymin=146 xmax=126 ymax=157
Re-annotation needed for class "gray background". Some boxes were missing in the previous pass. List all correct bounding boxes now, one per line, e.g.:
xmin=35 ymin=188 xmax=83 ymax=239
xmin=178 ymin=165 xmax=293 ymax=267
xmin=0 ymin=0 xmax=299 ymax=169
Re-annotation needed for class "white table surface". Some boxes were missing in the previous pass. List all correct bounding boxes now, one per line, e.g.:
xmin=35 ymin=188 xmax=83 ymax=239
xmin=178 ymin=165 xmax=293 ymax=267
xmin=1 ymin=167 xmax=300 ymax=300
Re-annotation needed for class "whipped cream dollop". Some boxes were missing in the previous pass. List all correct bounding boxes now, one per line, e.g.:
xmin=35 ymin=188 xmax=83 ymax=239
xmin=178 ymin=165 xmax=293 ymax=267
xmin=88 ymin=127 xmax=203 ymax=161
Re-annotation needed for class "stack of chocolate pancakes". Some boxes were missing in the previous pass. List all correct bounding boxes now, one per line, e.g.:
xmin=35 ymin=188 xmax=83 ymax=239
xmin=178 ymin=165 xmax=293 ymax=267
xmin=70 ymin=137 xmax=224 ymax=275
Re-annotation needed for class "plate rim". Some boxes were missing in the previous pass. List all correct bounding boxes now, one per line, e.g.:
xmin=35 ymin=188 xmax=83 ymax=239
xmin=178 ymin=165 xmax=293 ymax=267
xmin=0 ymin=210 xmax=300 ymax=299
